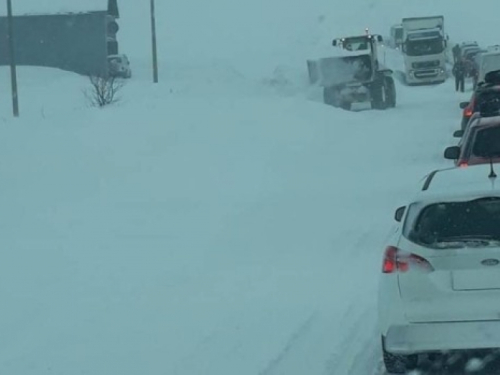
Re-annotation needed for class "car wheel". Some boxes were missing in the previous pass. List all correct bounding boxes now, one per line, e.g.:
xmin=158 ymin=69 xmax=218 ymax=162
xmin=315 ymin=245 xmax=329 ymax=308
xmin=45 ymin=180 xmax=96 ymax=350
xmin=382 ymin=336 xmax=418 ymax=374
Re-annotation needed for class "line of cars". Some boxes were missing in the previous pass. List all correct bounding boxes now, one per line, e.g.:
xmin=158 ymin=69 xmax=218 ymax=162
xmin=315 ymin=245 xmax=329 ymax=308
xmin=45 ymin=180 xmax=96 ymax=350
xmin=445 ymin=70 xmax=500 ymax=167
xmin=377 ymin=69 xmax=500 ymax=373
xmin=455 ymin=41 xmax=500 ymax=88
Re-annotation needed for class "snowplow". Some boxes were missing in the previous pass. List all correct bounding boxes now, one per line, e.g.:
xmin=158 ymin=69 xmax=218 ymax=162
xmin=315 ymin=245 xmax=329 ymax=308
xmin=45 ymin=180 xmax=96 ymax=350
xmin=307 ymin=33 xmax=396 ymax=110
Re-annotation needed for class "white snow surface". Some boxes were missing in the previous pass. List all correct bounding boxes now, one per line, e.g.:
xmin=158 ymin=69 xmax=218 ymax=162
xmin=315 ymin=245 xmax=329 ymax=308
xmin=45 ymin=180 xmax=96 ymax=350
xmin=1 ymin=0 xmax=107 ymax=16
xmin=0 ymin=0 xmax=495 ymax=374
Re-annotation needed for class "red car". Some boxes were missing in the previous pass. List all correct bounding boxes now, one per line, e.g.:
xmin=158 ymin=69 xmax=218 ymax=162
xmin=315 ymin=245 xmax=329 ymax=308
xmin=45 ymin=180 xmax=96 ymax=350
xmin=445 ymin=115 xmax=500 ymax=166
xmin=459 ymin=84 xmax=500 ymax=130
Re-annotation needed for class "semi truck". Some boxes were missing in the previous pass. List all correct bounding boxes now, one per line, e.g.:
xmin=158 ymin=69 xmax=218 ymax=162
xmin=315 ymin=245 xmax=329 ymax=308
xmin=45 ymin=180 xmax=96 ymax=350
xmin=401 ymin=16 xmax=448 ymax=85
xmin=389 ymin=24 xmax=403 ymax=49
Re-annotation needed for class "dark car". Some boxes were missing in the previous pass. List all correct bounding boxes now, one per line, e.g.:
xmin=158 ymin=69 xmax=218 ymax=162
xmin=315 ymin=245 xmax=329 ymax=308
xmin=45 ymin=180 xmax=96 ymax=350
xmin=445 ymin=115 xmax=500 ymax=166
xmin=458 ymin=84 xmax=500 ymax=130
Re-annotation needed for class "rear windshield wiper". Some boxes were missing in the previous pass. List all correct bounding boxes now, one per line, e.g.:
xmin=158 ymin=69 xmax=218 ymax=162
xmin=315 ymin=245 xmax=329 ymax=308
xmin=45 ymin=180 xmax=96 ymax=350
xmin=435 ymin=235 xmax=500 ymax=246
xmin=438 ymin=235 xmax=499 ymax=241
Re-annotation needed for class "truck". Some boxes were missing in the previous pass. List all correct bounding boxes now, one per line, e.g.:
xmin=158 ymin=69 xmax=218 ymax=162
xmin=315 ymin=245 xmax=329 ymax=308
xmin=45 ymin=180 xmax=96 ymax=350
xmin=306 ymin=33 xmax=396 ymax=110
xmin=477 ymin=49 xmax=500 ymax=84
xmin=389 ymin=24 xmax=403 ymax=49
xmin=401 ymin=16 xmax=448 ymax=85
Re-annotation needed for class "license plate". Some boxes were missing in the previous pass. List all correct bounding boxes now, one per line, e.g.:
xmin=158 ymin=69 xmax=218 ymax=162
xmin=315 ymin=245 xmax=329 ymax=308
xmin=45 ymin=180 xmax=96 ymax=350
xmin=453 ymin=270 xmax=500 ymax=290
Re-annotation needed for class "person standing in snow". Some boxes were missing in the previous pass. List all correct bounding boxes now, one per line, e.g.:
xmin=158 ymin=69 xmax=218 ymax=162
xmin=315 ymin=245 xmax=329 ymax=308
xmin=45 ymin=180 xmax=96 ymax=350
xmin=453 ymin=58 xmax=466 ymax=92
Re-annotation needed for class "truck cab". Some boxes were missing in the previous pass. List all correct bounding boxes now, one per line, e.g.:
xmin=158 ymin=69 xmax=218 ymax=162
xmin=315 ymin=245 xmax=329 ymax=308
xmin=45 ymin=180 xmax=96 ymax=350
xmin=402 ymin=16 xmax=448 ymax=85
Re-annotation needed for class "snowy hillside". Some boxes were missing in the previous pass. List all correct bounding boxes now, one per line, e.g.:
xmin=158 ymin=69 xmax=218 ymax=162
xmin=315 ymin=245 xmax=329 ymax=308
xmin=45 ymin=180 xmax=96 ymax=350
xmin=0 ymin=0 xmax=493 ymax=374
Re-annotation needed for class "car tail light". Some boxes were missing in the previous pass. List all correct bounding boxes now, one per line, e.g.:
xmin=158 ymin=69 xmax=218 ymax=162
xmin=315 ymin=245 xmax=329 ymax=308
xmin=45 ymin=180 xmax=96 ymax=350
xmin=382 ymin=246 xmax=433 ymax=273
xmin=464 ymin=107 xmax=473 ymax=117
xmin=382 ymin=246 xmax=398 ymax=273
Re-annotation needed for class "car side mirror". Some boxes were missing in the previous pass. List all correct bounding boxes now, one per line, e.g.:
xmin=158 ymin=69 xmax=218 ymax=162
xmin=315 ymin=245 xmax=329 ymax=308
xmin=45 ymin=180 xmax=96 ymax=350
xmin=444 ymin=146 xmax=460 ymax=160
xmin=453 ymin=130 xmax=464 ymax=138
xmin=395 ymin=206 xmax=406 ymax=222
xmin=332 ymin=39 xmax=338 ymax=46
xmin=377 ymin=35 xmax=383 ymax=42
xmin=459 ymin=101 xmax=469 ymax=109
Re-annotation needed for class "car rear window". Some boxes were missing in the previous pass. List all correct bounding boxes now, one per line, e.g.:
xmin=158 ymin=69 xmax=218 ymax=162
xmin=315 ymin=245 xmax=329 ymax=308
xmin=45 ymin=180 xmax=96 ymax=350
xmin=474 ymin=89 xmax=500 ymax=112
xmin=472 ymin=125 xmax=500 ymax=157
xmin=407 ymin=198 xmax=500 ymax=247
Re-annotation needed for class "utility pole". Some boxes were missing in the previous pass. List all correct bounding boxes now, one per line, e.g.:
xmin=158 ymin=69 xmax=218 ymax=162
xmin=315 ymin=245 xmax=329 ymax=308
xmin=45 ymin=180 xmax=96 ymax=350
xmin=150 ymin=0 xmax=158 ymax=83
xmin=6 ymin=0 xmax=19 ymax=117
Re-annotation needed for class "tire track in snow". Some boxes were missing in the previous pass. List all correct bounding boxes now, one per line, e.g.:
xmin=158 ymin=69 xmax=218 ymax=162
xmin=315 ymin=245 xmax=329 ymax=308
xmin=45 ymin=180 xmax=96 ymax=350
xmin=348 ymin=329 xmax=384 ymax=375
xmin=325 ymin=306 xmax=378 ymax=375
xmin=258 ymin=312 xmax=318 ymax=375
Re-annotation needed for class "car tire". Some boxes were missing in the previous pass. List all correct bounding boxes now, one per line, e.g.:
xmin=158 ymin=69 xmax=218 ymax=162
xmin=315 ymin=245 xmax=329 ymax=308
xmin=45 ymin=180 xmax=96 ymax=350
xmin=382 ymin=336 xmax=418 ymax=374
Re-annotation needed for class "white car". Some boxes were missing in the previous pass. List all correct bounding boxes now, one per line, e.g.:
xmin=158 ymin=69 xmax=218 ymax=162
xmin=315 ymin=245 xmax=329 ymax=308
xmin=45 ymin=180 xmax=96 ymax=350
xmin=108 ymin=54 xmax=132 ymax=79
xmin=378 ymin=164 xmax=500 ymax=373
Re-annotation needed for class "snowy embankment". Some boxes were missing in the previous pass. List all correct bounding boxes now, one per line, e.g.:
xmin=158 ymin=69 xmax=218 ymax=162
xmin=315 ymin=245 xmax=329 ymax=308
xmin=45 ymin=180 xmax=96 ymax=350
xmin=0 ymin=0 xmax=487 ymax=373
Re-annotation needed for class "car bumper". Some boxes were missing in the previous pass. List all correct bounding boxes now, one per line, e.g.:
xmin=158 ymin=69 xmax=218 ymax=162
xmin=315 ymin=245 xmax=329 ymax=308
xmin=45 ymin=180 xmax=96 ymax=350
xmin=385 ymin=321 xmax=500 ymax=354
xmin=110 ymin=69 xmax=130 ymax=78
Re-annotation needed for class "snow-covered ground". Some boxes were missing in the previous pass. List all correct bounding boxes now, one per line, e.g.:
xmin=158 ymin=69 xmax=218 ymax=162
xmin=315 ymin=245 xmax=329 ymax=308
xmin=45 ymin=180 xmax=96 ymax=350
xmin=0 ymin=0 xmax=495 ymax=374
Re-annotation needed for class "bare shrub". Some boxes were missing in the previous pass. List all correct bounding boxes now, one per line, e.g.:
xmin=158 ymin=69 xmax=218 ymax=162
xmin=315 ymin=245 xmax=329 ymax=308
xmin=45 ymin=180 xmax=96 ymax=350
xmin=84 ymin=74 xmax=124 ymax=108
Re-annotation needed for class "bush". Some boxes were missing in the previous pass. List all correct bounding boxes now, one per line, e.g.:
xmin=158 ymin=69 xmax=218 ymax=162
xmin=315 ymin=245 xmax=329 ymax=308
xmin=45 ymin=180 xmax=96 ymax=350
xmin=84 ymin=74 xmax=124 ymax=108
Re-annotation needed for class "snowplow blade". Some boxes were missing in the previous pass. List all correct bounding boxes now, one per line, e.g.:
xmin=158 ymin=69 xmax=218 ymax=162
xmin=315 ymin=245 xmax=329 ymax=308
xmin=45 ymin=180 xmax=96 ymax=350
xmin=307 ymin=59 xmax=320 ymax=84
xmin=306 ymin=56 xmax=372 ymax=87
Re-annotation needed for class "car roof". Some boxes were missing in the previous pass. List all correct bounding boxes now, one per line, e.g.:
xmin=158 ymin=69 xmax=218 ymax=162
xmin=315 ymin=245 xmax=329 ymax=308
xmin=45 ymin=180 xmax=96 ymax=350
xmin=416 ymin=165 xmax=500 ymax=203
xmin=469 ymin=115 xmax=500 ymax=128
xmin=469 ymin=86 xmax=500 ymax=105
xmin=462 ymin=46 xmax=480 ymax=53
xmin=481 ymin=50 xmax=500 ymax=57
xmin=465 ymin=49 xmax=482 ymax=56
xmin=476 ymin=84 xmax=500 ymax=91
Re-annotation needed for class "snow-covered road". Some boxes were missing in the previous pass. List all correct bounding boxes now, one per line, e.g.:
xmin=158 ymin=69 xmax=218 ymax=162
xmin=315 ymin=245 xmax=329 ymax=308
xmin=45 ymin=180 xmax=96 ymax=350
xmin=0 ymin=60 xmax=471 ymax=375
